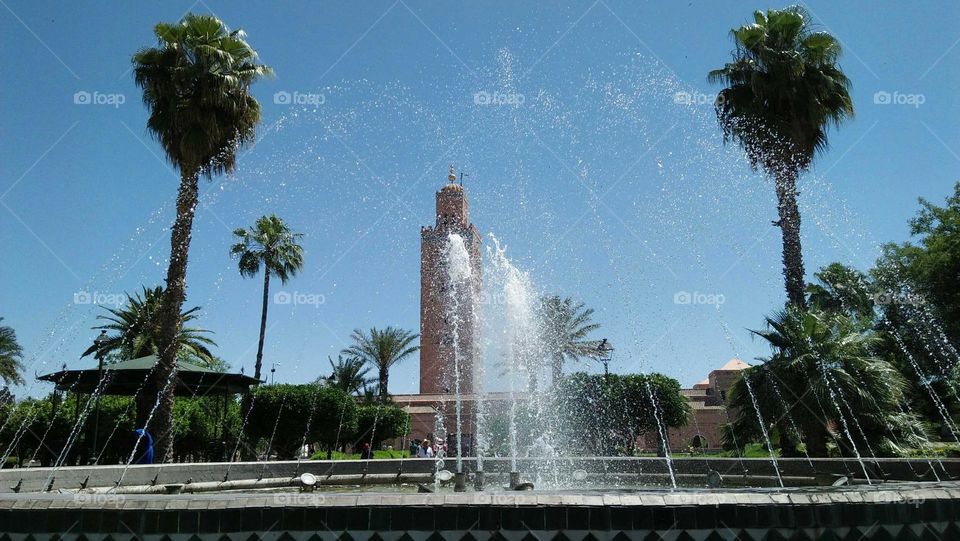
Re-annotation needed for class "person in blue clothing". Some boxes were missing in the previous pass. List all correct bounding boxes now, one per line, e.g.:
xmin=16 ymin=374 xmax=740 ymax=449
xmin=132 ymin=428 xmax=154 ymax=464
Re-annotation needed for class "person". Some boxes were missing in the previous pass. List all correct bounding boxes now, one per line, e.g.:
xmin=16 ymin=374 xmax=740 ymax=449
xmin=409 ymin=439 xmax=420 ymax=457
xmin=132 ymin=428 xmax=153 ymax=465
xmin=417 ymin=438 xmax=434 ymax=458
xmin=360 ymin=442 xmax=373 ymax=460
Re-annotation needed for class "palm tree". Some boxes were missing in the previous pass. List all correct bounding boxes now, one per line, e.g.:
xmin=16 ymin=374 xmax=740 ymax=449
xmin=538 ymin=296 xmax=601 ymax=386
xmin=342 ymin=327 xmax=419 ymax=400
xmin=81 ymin=286 xmax=217 ymax=366
xmin=0 ymin=319 xmax=25 ymax=386
xmin=132 ymin=13 xmax=271 ymax=459
xmin=725 ymin=308 xmax=925 ymax=457
xmin=709 ymin=6 xmax=854 ymax=308
xmin=322 ymin=355 xmax=375 ymax=396
xmin=230 ymin=215 xmax=304 ymax=381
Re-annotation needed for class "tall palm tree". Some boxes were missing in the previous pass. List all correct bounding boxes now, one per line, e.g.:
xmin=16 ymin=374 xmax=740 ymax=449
xmin=322 ymin=355 xmax=375 ymax=396
xmin=342 ymin=327 xmax=419 ymax=400
xmin=0 ymin=319 xmax=25 ymax=386
xmin=538 ymin=296 xmax=601 ymax=386
xmin=725 ymin=308 xmax=925 ymax=457
xmin=132 ymin=13 xmax=271 ymax=460
xmin=81 ymin=286 xmax=216 ymax=366
xmin=230 ymin=215 xmax=304 ymax=381
xmin=709 ymin=6 xmax=854 ymax=308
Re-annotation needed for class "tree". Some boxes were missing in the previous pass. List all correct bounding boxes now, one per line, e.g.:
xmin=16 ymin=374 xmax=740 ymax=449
xmin=247 ymin=384 xmax=357 ymax=459
xmin=538 ymin=296 xmax=601 ymax=386
xmin=0 ymin=319 xmax=25 ymax=386
xmin=709 ymin=6 xmax=854 ymax=308
xmin=875 ymin=183 xmax=960 ymax=342
xmin=230 ymin=215 xmax=304 ymax=381
xmin=353 ymin=403 xmax=410 ymax=450
xmin=323 ymin=355 xmax=375 ymax=396
xmin=81 ymin=286 xmax=217 ymax=367
xmin=555 ymin=372 xmax=689 ymax=456
xmin=132 ymin=13 xmax=271 ymax=461
xmin=342 ymin=327 xmax=419 ymax=400
xmin=725 ymin=308 xmax=926 ymax=457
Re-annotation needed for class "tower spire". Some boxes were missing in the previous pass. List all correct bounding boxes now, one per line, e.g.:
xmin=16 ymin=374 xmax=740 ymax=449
xmin=448 ymin=164 xmax=457 ymax=183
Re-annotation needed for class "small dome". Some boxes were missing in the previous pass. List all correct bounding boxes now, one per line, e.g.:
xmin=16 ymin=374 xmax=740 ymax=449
xmin=442 ymin=164 xmax=463 ymax=192
xmin=441 ymin=182 xmax=464 ymax=193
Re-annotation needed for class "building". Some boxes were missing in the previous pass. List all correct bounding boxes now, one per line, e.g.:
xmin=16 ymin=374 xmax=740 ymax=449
xmin=391 ymin=169 xmax=748 ymax=453
xmin=418 ymin=165 xmax=482 ymax=396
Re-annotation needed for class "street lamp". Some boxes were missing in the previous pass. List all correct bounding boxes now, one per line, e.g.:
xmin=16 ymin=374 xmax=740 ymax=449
xmin=597 ymin=338 xmax=614 ymax=381
xmin=270 ymin=362 xmax=280 ymax=385
xmin=91 ymin=330 xmax=109 ymax=462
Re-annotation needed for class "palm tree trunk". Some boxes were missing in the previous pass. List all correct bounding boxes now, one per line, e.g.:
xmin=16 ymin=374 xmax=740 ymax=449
xmin=774 ymin=167 xmax=807 ymax=309
xmin=379 ymin=366 xmax=388 ymax=400
xmin=254 ymin=270 xmax=271 ymax=381
xmin=551 ymin=354 xmax=563 ymax=388
xmin=152 ymin=168 xmax=200 ymax=463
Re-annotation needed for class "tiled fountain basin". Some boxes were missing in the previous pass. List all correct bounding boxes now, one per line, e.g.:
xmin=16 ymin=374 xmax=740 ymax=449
xmin=0 ymin=481 xmax=957 ymax=540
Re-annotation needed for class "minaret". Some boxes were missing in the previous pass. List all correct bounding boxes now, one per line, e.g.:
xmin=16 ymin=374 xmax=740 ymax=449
xmin=419 ymin=166 xmax=482 ymax=394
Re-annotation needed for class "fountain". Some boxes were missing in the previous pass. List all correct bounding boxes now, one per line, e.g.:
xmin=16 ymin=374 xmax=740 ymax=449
xmin=3 ymin=44 xmax=960 ymax=539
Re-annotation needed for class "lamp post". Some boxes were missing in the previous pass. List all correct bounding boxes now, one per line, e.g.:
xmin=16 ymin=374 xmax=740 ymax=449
xmin=597 ymin=338 xmax=614 ymax=383
xmin=270 ymin=362 xmax=280 ymax=385
xmin=91 ymin=330 xmax=108 ymax=462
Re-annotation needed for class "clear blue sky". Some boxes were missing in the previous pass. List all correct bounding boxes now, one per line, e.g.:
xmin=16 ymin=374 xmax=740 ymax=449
xmin=2 ymin=1 xmax=958 ymax=396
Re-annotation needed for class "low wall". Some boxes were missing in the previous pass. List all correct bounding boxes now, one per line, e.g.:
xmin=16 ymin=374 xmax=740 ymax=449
xmin=0 ymin=457 xmax=955 ymax=493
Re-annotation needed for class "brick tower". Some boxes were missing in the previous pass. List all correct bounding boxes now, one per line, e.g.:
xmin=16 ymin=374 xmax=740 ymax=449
xmin=419 ymin=166 xmax=482 ymax=394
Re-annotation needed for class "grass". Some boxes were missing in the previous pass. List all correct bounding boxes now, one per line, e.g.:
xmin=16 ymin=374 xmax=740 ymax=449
xmin=309 ymin=449 xmax=411 ymax=460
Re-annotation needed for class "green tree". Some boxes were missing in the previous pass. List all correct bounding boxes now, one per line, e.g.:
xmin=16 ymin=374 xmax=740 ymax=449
xmin=342 ymin=327 xmax=419 ymax=401
xmin=353 ymin=403 xmax=410 ymax=450
xmin=132 ymin=13 xmax=271 ymax=461
xmin=875 ymin=183 xmax=960 ymax=342
xmin=555 ymin=372 xmax=689 ymax=456
xmin=0 ymin=319 xmax=25 ymax=386
xmin=81 ymin=286 xmax=217 ymax=367
xmin=725 ymin=308 xmax=926 ymax=457
xmin=709 ymin=6 xmax=854 ymax=308
xmin=230 ymin=215 xmax=304 ymax=381
xmin=323 ymin=355 xmax=375 ymax=396
xmin=538 ymin=296 xmax=601 ymax=386
xmin=247 ymin=384 xmax=357 ymax=459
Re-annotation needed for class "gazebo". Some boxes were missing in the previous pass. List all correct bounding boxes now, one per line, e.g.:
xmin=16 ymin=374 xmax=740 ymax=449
xmin=39 ymin=354 xmax=260 ymax=396
xmin=38 ymin=354 xmax=260 ymax=462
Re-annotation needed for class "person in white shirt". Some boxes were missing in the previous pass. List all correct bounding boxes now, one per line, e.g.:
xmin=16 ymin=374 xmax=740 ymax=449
xmin=417 ymin=438 xmax=434 ymax=458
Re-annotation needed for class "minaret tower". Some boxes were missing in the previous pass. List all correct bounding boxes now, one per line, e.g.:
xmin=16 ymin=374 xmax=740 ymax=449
xmin=419 ymin=166 xmax=482 ymax=394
